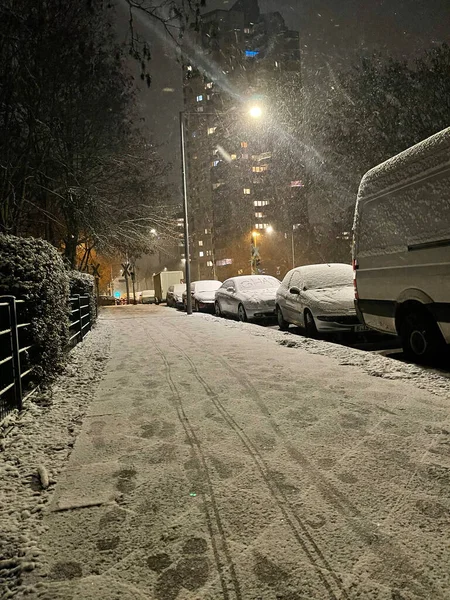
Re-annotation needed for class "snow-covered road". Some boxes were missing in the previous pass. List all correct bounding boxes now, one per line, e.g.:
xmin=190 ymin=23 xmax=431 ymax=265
xmin=7 ymin=304 xmax=450 ymax=599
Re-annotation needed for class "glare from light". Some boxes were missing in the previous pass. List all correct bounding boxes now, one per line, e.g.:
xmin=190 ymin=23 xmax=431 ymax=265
xmin=252 ymin=230 xmax=260 ymax=238
xmin=249 ymin=105 xmax=263 ymax=119
xmin=266 ymin=225 xmax=274 ymax=234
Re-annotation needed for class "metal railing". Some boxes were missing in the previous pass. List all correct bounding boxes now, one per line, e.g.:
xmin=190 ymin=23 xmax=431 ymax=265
xmin=0 ymin=294 xmax=93 ymax=422
xmin=69 ymin=295 xmax=92 ymax=344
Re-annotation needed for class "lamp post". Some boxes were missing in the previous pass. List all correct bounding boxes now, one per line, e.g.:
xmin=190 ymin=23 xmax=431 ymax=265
xmin=179 ymin=111 xmax=193 ymax=315
xmin=179 ymin=104 xmax=263 ymax=313
xmin=291 ymin=223 xmax=300 ymax=269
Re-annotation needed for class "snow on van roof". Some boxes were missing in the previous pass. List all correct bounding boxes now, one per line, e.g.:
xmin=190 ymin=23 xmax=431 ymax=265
xmin=358 ymin=126 xmax=450 ymax=202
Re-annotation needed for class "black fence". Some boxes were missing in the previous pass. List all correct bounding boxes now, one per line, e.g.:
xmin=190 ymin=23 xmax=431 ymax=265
xmin=0 ymin=294 xmax=92 ymax=422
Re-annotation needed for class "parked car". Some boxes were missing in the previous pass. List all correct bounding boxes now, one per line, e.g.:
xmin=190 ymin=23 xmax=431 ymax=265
xmin=353 ymin=127 xmax=450 ymax=361
xmin=167 ymin=283 xmax=186 ymax=308
xmin=153 ymin=271 xmax=184 ymax=304
xmin=276 ymin=264 xmax=365 ymax=337
xmin=141 ymin=290 xmax=155 ymax=304
xmin=215 ymin=275 xmax=280 ymax=321
xmin=99 ymin=295 xmax=116 ymax=306
xmin=182 ymin=280 xmax=222 ymax=312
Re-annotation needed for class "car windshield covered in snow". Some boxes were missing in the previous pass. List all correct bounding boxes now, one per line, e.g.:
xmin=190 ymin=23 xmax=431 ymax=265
xmin=303 ymin=264 xmax=353 ymax=290
xmin=173 ymin=284 xmax=186 ymax=294
xmin=238 ymin=276 xmax=280 ymax=291
xmin=196 ymin=281 xmax=221 ymax=292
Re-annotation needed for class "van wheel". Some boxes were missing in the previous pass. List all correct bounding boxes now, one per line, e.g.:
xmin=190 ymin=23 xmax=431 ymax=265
xmin=304 ymin=310 xmax=318 ymax=338
xmin=277 ymin=306 xmax=289 ymax=331
xmin=400 ymin=308 xmax=445 ymax=362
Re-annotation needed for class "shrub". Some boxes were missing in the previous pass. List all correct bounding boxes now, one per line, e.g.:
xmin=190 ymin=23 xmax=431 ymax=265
xmin=68 ymin=270 xmax=97 ymax=324
xmin=0 ymin=234 xmax=70 ymax=384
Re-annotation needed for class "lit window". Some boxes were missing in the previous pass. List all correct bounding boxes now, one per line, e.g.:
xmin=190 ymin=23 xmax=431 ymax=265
xmin=253 ymin=200 xmax=269 ymax=207
xmin=230 ymin=154 xmax=237 ymax=160
xmin=211 ymin=159 xmax=219 ymax=167
xmin=243 ymin=188 xmax=251 ymax=195
xmin=255 ymin=212 xmax=264 ymax=218
xmin=207 ymin=260 xmax=213 ymax=267
xmin=241 ymin=141 xmax=248 ymax=148
xmin=206 ymin=82 xmax=213 ymax=89
xmin=275 ymin=61 xmax=279 ymax=67
xmin=207 ymin=127 xmax=217 ymax=135
xmin=252 ymin=165 xmax=268 ymax=173
xmin=199 ymin=241 xmax=203 ymax=247
xmin=187 ymin=65 xmax=193 ymax=71
xmin=244 ymin=28 xmax=250 ymax=34
xmin=206 ymin=250 xmax=213 ymax=256
xmin=245 ymin=50 xmax=259 ymax=57
xmin=196 ymin=95 xmax=203 ymax=102
xmin=199 ymin=251 xmax=204 ymax=257
xmin=197 ymin=106 xmax=204 ymax=112
xmin=204 ymin=228 xmax=211 ymax=234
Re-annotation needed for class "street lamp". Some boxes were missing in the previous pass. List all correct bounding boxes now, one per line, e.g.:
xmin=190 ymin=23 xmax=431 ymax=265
xmin=249 ymin=105 xmax=263 ymax=119
xmin=180 ymin=104 xmax=264 ymax=314
xmin=291 ymin=223 xmax=300 ymax=268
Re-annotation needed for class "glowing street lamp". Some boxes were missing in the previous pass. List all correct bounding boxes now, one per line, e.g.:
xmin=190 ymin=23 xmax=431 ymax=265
xmin=266 ymin=225 xmax=274 ymax=234
xmin=249 ymin=105 xmax=263 ymax=119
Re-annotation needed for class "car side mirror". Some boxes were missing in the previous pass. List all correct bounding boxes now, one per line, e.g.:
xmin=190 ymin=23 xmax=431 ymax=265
xmin=289 ymin=286 xmax=300 ymax=295
xmin=227 ymin=287 xmax=234 ymax=293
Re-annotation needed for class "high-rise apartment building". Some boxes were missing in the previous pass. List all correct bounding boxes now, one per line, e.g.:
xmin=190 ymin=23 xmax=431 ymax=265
xmin=183 ymin=0 xmax=302 ymax=280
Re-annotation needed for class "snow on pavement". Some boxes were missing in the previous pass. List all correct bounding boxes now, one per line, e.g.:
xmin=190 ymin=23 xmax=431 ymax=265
xmin=2 ymin=304 xmax=450 ymax=599
xmin=0 ymin=321 xmax=112 ymax=598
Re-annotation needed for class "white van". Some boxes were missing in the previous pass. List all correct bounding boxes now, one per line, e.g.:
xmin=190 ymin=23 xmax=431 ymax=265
xmin=353 ymin=127 xmax=450 ymax=361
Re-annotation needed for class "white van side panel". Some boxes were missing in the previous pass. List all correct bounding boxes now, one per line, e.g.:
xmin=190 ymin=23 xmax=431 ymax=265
xmin=353 ymin=127 xmax=450 ymax=342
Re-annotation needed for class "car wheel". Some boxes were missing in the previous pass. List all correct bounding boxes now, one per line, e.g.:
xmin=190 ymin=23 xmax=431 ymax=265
xmin=277 ymin=306 xmax=289 ymax=331
xmin=238 ymin=304 xmax=247 ymax=322
xmin=304 ymin=309 xmax=318 ymax=338
xmin=215 ymin=301 xmax=222 ymax=317
xmin=194 ymin=300 xmax=199 ymax=312
xmin=400 ymin=307 xmax=445 ymax=362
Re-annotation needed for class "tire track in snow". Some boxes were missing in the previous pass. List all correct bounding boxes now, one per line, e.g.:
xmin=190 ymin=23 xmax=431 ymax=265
xmin=165 ymin=317 xmax=441 ymax=599
xmin=146 ymin=324 xmax=242 ymax=600
xmin=159 ymin=320 xmax=347 ymax=600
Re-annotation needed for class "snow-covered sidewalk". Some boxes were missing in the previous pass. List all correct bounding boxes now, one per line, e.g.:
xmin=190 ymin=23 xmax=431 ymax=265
xmin=2 ymin=304 xmax=450 ymax=599
xmin=0 ymin=320 xmax=112 ymax=598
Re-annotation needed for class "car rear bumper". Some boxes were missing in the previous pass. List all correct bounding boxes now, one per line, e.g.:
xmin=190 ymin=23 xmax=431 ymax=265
xmin=247 ymin=308 xmax=276 ymax=319
xmin=315 ymin=315 xmax=367 ymax=333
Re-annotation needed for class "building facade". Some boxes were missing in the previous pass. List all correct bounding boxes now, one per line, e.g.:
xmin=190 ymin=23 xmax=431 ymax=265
xmin=183 ymin=0 xmax=303 ymax=281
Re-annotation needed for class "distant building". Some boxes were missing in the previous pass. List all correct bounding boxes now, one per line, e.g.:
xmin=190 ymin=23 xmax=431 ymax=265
xmin=183 ymin=0 xmax=302 ymax=280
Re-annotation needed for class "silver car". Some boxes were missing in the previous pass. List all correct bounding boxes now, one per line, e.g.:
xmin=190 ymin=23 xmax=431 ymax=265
xmin=182 ymin=280 xmax=222 ymax=312
xmin=276 ymin=263 xmax=366 ymax=336
xmin=215 ymin=275 xmax=280 ymax=321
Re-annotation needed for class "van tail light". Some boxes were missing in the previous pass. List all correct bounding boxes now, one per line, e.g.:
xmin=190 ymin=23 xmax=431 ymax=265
xmin=352 ymin=258 xmax=359 ymax=300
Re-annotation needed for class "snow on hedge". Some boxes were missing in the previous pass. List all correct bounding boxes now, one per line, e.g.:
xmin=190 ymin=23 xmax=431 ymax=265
xmin=0 ymin=235 xmax=69 ymax=384
xmin=68 ymin=270 xmax=97 ymax=324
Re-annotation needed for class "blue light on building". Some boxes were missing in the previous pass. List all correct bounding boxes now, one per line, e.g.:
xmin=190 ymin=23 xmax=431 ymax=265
xmin=245 ymin=50 xmax=259 ymax=57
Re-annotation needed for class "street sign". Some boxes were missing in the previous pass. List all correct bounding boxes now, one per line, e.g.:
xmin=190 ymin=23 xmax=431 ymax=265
xmin=121 ymin=263 xmax=131 ymax=277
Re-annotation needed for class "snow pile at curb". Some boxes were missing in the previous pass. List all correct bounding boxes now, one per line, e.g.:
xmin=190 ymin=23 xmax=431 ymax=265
xmin=0 ymin=320 xmax=113 ymax=598
xmin=201 ymin=315 xmax=450 ymax=398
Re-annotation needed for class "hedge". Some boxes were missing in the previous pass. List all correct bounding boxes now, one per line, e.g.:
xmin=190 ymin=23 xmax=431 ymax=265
xmin=68 ymin=270 xmax=97 ymax=325
xmin=0 ymin=234 xmax=70 ymax=384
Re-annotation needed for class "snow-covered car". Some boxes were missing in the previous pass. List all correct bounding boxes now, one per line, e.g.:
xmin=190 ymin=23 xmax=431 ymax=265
xmin=141 ymin=290 xmax=155 ymax=304
xmin=215 ymin=275 xmax=281 ymax=321
xmin=276 ymin=264 xmax=365 ymax=336
xmin=167 ymin=284 xmax=186 ymax=308
xmin=182 ymin=280 xmax=222 ymax=312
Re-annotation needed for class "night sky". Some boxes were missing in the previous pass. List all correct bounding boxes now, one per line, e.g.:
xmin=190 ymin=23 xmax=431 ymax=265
xmin=117 ymin=0 xmax=450 ymax=204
